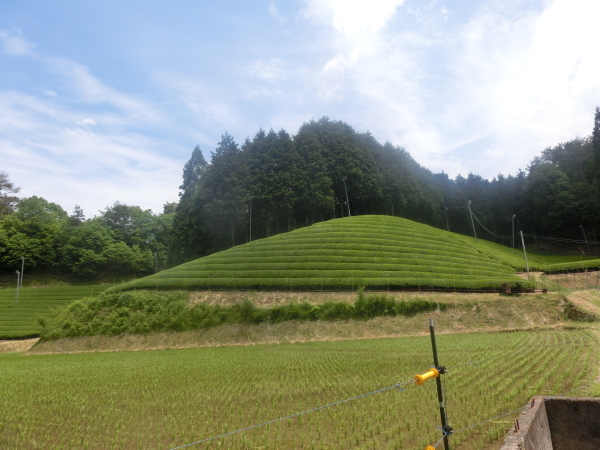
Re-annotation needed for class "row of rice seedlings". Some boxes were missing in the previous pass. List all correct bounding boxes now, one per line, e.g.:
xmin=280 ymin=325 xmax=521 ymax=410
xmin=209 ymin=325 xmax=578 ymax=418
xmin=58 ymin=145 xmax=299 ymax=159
xmin=0 ymin=329 xmax=596 ymax=449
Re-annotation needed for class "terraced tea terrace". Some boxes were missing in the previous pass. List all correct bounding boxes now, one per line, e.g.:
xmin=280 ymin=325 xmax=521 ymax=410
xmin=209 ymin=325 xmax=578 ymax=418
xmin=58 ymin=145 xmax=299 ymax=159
xmin=111 ymin=216 xmax=535 ymax=292
xmin=1 ymin=328 xmax=597 ymax=449
xmin=109 ymin=216 xmax=600 ymax=293
xmin=0 ymin=285 xmax=105 ymax=338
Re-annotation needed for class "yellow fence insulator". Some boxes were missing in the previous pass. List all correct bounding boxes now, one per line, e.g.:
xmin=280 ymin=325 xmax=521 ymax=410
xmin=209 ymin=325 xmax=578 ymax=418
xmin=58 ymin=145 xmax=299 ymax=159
xmin=414 ymin=367 xmax=439 ymax=385
xmin=424 ymin=446 xmax=435 ymax=450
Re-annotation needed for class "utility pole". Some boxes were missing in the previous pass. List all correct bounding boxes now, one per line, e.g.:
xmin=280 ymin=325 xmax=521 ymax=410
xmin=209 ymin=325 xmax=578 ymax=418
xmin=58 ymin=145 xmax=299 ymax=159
xmin=520 ymin=230 xmax=530 ymax=282
xmin=511 ymin=215 xmax=516 ymax=249
xmin=342 ymin=177 xmax=351 ymax=217
xmin=580 ymin=226 xmax=591 ymax=255
xmin=468 ymin=201 xmax=477 ymax=241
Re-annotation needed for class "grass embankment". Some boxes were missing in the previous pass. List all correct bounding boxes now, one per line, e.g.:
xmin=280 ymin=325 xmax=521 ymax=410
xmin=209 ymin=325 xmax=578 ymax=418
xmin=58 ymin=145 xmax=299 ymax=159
xmin=0 ymin=285 xmax=105 ymax=339
xmin=31 ymin=289 xmax=578 ymax=354
xmin=37 ymin=289 xmax=446 ymax=342
xmin=107 ymin=215 xmax=600 ymax=293
xmin=4 ymin=329 xmax=598 ymax=449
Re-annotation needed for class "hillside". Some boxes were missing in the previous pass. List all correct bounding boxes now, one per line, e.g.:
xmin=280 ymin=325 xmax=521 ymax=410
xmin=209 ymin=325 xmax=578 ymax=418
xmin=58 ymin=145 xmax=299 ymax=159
xmin=0 ymin=285 xmax=105 ymax=339
xmin=109 ymin=215 xmax=578 ymax=293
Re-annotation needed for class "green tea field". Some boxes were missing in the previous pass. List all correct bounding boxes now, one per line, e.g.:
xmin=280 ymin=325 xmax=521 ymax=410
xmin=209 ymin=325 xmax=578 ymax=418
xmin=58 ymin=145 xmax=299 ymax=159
xmin=1 ymin=328 xmax=597 ymax=449
xmin=0 ymin=285 xmax=106 ymax=339
xmin=110 ymin=215 xmax=600 ymax=293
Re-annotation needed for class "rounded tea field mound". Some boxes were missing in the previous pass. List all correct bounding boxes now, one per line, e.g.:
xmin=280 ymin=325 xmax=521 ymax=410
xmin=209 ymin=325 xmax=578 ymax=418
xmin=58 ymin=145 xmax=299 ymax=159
xmin=111 ymin=215 xmax=531 ymax=292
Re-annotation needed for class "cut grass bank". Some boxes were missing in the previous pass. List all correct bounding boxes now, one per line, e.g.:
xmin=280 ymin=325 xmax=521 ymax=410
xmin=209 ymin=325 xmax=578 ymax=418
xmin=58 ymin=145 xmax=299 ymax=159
xmin=107 ymin=215 xmax=600 ymax=293
xmin=32 ymin=291 xmax=573 ymax=354
xmin=37 ymin=289 xmax=447 ymax=341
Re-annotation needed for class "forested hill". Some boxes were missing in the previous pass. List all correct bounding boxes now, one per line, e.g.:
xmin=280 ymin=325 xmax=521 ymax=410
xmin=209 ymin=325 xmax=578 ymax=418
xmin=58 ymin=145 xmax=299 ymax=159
xmin=171 ymin=118 xmax=443 ymax=262
xmin=1 ymin=112 xmax=599 ymax=278
xmin=170 ymin=114 xmax=600 ymax=264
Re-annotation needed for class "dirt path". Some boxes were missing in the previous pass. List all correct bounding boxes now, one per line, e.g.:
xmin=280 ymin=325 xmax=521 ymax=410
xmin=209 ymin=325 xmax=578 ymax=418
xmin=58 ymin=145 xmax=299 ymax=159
xmin=567 ymin=290 xmax=600 ymax=317
xmin=0 ymin=338 xmax=38 ymax=353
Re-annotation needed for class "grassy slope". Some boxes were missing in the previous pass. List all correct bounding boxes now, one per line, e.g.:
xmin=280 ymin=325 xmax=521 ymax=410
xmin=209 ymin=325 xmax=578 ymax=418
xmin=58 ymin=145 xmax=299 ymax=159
xmin=111 ymin=215 xmax=600 ymax=292
xmin=0 ymin=285 xmax=106 ymax=338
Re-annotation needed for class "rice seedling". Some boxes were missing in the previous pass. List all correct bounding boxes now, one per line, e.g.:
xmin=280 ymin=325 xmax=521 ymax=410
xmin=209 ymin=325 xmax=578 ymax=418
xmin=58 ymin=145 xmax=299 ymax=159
xmin=0 ymin=328 xmax=596 ymax=449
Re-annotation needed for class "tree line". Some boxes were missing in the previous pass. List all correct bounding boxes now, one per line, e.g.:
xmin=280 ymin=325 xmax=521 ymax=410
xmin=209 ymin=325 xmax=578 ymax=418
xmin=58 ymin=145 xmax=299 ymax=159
xmin=0 ymin=194 xmax=175 ymax=278
xmin=2 ymin=109 xmax=599 ymax=278
xmin=170 ymin=112 xmax=600 ymax=262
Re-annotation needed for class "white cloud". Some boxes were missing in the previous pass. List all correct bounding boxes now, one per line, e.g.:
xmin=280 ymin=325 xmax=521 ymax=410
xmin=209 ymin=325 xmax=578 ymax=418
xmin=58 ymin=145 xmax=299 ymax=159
xmin=304 ymin=0 xmax=405 ymax=37
xmin=0 ymin=91 xmax=181 ymax=214
xmin=299 ymin=0 xmax=600 ymax=178
xmin=248 ymin=58 xmax=285 ymax=81
xmin=0 ymin=30 xmax=35 ymax=56
xmin=80 ymin=118 xmax=96 ymax=126
xmin=268 ymin=1 xmax=287 ymax=23
xmin=157 ymin=74 xmax=243 ymax=129
xmin=0 ymin=37 xmax=183 ymax=214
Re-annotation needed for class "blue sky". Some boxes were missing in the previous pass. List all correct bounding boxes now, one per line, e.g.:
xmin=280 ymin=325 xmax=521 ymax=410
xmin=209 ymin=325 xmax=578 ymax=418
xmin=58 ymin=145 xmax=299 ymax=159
xmin=1 ymin=0 xmax=598 ymax=216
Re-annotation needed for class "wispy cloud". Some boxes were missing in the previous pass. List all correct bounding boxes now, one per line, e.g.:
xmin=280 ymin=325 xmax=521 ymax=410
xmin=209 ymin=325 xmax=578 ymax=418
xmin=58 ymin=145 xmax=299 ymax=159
xmin=0 ymin=32 xmax=182 ymax=214
xmin=300 ymin=0 xmax=600 ymax=178
xmin=0 ymin=29 xmax=35 ymax=55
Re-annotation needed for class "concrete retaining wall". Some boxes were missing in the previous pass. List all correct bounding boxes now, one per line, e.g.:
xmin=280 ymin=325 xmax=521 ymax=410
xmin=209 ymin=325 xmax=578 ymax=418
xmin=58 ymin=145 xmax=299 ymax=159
xmin=500 ymin=396 xmax=600 ymax=450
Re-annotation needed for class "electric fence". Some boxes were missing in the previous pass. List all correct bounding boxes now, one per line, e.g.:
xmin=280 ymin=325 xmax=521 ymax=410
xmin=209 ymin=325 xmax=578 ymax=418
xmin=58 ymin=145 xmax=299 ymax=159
xmin=167 ymin=324 xmax=596 ymax=450
xmin=166 ymin=379 xmax=416 ymax=450
xmin=469 ymin=206 xmax=600 ymax=246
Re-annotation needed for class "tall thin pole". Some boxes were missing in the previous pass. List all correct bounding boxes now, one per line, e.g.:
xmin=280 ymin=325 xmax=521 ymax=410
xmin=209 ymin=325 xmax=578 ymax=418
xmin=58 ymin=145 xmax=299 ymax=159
xmin=511 ymin=215 xmax=515 ymax=249
xmin=520 ymin=230 xmax=530 ymax=282
xmin=429 ymin=318 xmax=451 ymax=450
xmin=20 ymin=257 xmax=24 ymax=289
xmin=342 ymin=177 xmax=351 ymax=217
xmin=15 ymin=270 xmax=20 ymax=307
xmin=468 ymin=201 xmax=477 ymax=241
xmin=580 ymin=226 xmax=591 ymax=255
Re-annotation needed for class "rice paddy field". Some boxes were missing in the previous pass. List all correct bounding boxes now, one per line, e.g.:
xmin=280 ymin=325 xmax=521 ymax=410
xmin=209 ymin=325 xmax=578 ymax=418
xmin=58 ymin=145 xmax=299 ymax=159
xmin=0 ymin=286 xmax=106 ymax=339
xmin=109 ymin=216 xmax=600 ymax=293
xmin=1 ymin=328 xmax=598 ymax=449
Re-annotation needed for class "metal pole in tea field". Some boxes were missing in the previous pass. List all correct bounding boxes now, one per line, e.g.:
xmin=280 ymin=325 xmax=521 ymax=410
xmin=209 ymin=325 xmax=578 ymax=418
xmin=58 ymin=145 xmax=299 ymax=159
xmin=342 ymin=176 xmax=351 ymax=217
xmin=15 ymin=270 xmax=21 ymax=306
xmin=468 ymin=201 xmax=477 ymax=241
xmin=512 ymin=215 xmax=516 ymax=248
xmin=20 ymin=256 xmax=24 ymax=288
xmin=429 ymin=318 xmax=451 ymax=450
xmin=580 ymin=226 xmax=591 ymax=255
xmin=519 ymin=230 xmax=530 ymax=282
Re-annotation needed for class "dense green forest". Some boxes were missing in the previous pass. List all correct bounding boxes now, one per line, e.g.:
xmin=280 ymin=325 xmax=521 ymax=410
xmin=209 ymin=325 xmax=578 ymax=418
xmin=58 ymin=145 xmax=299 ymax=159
xmin=1 ymin=109 xmax=599 ymax=278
